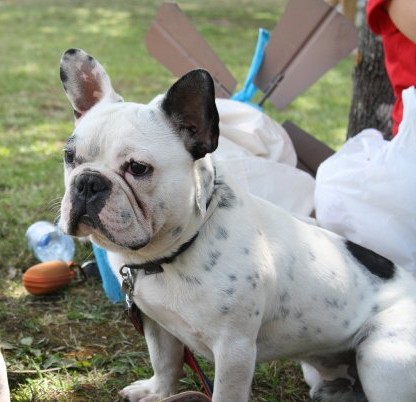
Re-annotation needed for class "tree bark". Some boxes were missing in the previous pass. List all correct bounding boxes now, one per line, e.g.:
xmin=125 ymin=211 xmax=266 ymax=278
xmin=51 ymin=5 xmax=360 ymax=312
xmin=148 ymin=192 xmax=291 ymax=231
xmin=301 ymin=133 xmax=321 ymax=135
xmin=347 ymin=17 xmax=395 ymax=139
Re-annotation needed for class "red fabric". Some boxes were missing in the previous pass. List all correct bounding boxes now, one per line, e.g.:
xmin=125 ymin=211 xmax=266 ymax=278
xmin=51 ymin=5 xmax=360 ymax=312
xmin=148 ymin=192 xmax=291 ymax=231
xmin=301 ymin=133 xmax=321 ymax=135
xmin=367 ymin=0 xmax=416 ymax=136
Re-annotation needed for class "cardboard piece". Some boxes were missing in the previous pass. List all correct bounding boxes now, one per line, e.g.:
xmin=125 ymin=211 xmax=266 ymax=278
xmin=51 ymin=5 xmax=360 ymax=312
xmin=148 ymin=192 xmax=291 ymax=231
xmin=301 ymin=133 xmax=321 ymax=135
xmin=145 ymin=2 xmax=236 ymax=98
xmin=282 ymin=120 xmax=335 ymax=176
xmin=255 ymin=0 xmax=358 ymax=108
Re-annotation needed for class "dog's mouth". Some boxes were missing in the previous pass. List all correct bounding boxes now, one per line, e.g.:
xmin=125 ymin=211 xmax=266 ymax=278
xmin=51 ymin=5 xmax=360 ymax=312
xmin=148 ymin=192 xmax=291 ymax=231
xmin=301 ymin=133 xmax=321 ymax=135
xmin=67 ymin=201 xmax=151 ymax=251
xmin=65 ymin=170 xmax=112 ymax=235
xmin=67 ymin=201 xmax=101 ymax=236
xmin=63 ymin=171 xmax=153 ymax=251
xmin=78 ymin=214 xmax=96 ymax=228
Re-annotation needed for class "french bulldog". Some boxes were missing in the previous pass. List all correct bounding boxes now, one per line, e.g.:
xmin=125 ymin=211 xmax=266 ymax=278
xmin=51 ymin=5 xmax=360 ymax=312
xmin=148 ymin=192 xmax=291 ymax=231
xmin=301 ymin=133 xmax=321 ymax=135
xmin=59 ymin=48 xmax=416 ymax=402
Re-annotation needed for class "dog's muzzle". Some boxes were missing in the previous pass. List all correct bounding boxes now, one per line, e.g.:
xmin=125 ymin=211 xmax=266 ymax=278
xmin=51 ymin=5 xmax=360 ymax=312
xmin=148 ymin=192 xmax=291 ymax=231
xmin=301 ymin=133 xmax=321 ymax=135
xmin=68 ymin=171 xmax=112 ymax=235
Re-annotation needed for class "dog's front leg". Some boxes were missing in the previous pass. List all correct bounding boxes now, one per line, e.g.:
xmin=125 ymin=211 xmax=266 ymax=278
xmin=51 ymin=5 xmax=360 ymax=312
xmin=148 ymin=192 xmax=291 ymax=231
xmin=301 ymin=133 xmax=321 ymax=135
xmin=119 ymin=315 xmax=185 ymax=402
xmin=212 ymin=337 xmax=257 ymax=402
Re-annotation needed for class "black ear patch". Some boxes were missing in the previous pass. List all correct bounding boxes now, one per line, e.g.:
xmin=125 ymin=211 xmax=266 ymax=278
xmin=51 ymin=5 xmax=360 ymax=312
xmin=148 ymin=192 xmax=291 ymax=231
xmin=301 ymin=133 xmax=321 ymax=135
xmin=162 ymin=69 xmax=220 ymax=160
xmin=346 ymin=240 xmax=395 ymax=280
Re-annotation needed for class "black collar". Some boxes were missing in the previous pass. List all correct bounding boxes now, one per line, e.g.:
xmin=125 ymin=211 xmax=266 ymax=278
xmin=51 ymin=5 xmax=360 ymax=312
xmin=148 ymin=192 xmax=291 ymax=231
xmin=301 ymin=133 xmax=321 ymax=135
xmin=122 ymin=233 xmax=199 ymax=275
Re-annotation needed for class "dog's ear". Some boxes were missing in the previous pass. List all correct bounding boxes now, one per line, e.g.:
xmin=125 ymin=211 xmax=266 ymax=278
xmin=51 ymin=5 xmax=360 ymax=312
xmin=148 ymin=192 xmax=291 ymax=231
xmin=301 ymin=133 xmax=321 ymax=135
xmin=60 ymin=48 xmax=123 ymax=124
xmin=162 ymin=70 xmax=219 ymax=160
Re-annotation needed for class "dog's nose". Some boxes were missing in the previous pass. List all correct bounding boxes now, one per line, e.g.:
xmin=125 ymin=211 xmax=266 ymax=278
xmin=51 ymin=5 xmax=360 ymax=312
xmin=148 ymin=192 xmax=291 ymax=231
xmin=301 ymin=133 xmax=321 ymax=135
xmin=73 ymin=172 xmax=111 ymax=201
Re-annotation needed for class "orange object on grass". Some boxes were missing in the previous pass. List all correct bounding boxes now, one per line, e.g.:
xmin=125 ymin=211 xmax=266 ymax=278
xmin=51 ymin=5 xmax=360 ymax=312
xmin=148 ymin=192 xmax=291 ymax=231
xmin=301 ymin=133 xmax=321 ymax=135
xmin=23 ymin=261 xmax=75 ymax=295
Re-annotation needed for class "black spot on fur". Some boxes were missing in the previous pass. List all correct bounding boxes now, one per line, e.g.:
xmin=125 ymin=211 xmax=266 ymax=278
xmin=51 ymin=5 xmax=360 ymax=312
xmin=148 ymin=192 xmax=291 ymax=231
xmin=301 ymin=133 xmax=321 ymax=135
xmin=209 ymin=250 xmax=221 ymax=266
xmin=246 ymin=275 xmax=257 ymax=289
xmin=325 ymin=298 xmax=342 ymax=310
xmin=243 ymin=247 xmax=250 ymax=255
xmin=222 ymin=288 xmax=235 ymax=296
xmin=218 ymin=184 xmax=237 ymax=209
xmin=229 ymin=274 xmax=237 ymax=281
xmin=295 ymin=311 xmax=303 ymax=319
xmin=287 ymin=267 xmax=295 ymax=281
xmin=172 ymin=226 xmax=183 ymax=237
xmin=279 ymin=306 xmax=290 ymax=319
xmin=216 ymin=227 xmax=228 ymax=240
xmin=178 ymin=272 xmax=201 ymax=285
xmin=203 ymin=250 xmax=221 ymax=272
xmin=346 ymin=240 xmax=395 ymax=280
xmin=120 ymin=210 xmax=131 ymax=224
xmin=280 ymin=291 xmax=290 ymax=303
xmin=220 ymin=305 xmax=230 ymax=314
xmin=60 ymin=67 xmax=68 ymax=83
xmin=203 ymin=264 xmax=212 ymax=272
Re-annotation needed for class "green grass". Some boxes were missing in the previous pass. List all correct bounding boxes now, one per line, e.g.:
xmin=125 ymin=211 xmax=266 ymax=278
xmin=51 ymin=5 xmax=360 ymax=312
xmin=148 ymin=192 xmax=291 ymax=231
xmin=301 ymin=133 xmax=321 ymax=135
xmin=0 ymin=0 xmax=353 ymax=400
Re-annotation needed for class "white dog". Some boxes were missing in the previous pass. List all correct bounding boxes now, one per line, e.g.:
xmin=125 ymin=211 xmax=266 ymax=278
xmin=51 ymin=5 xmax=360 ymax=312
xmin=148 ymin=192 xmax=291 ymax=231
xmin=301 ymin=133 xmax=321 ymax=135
xmin=59 ymin=49 xmax=416 ymax=402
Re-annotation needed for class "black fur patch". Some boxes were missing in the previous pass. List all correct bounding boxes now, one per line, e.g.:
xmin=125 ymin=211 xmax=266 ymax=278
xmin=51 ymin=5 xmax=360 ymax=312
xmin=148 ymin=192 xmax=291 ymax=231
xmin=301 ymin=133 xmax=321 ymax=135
xmin=161 ymin=70 xmax=219 ymax=160
xmin=65 ymin=48 xmax=79 ymax=55
xmin=346 ymin=240 xmax=395 ymax=280
xmin=60 ymin=67 xmax=68 ymax=83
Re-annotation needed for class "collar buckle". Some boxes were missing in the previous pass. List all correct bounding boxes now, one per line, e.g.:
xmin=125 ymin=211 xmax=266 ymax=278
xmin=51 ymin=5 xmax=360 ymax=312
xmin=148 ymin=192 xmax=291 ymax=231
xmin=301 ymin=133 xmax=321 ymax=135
xmin=119 ymin=265 xmax=135 ymax=304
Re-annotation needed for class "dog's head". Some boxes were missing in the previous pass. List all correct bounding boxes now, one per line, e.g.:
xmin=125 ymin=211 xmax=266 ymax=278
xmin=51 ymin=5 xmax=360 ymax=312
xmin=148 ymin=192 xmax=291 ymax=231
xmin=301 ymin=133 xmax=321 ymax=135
xmin=59 ymin=49 xmax=219 ymax=254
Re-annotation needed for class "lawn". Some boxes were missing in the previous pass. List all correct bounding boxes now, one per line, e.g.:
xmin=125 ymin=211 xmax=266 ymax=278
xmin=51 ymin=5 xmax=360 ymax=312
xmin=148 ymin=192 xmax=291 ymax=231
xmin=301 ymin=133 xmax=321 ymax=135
xmin=0 ymin=0 xmax=354 ymax=400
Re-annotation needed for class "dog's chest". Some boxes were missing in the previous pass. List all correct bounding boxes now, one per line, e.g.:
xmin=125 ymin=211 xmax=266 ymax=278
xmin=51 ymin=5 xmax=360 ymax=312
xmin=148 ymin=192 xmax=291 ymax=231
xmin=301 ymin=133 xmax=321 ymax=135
xmin=132 ymin=269 xmax=226 ymax=359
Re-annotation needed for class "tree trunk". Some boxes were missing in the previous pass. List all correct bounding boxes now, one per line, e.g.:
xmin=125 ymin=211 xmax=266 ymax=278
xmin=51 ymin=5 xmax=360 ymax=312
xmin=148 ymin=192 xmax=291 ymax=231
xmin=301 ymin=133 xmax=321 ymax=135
xmin=347 ymin=16 xmax=394 ymax=139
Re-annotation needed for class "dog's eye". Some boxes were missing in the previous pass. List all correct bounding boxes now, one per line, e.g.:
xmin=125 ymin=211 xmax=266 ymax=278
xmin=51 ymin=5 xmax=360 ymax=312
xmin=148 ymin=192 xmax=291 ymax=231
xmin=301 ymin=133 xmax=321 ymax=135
xmin=64 ymin=150 xmax=75 ymax=165
xmin=128 ymin=161 xmax=151 ymax=176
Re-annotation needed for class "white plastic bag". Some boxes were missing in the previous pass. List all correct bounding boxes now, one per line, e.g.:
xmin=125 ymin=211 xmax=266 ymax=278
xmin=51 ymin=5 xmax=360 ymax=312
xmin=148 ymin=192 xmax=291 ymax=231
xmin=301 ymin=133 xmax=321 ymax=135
xmin=315 ymin=86 xmax=416 ymax=273
xmin=215 ymin=98 xmax=315 ymax=216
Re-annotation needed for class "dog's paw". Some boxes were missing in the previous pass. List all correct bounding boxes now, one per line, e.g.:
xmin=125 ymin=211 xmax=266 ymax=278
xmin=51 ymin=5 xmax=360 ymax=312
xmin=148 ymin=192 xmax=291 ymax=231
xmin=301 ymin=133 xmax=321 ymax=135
xmin=119 ymin=377 xmax=173 ymax=402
